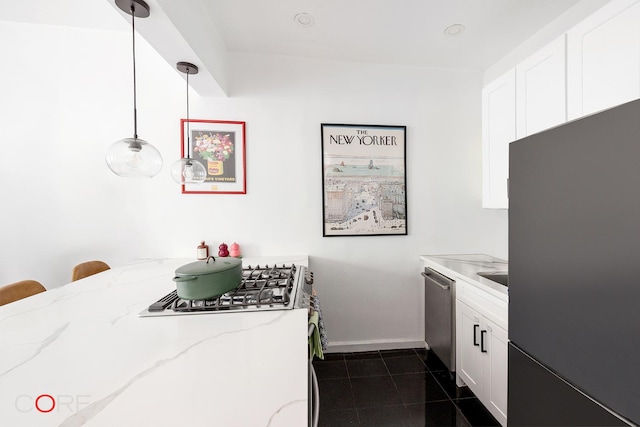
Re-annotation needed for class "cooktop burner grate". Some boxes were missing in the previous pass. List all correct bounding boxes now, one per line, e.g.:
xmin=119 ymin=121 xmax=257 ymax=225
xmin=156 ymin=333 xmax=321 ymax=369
xmin=146 ymin=264 xmax=297 ymax=314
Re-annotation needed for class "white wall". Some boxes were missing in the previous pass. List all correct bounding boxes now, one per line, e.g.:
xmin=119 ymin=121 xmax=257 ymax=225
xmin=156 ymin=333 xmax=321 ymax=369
xmin=0 ymin=21 xmax=507 ymax=350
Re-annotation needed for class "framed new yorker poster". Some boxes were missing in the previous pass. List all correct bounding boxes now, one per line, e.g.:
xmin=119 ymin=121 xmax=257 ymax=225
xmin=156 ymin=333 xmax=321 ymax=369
xmin=181 ymin=119 xmax=246 ymax=194
xmin=321 ymin=123 xmax=407 ymax=236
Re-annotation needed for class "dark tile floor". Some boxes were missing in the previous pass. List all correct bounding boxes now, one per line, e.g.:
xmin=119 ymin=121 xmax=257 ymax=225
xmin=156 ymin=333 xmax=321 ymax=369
xmin=314 ymin=348 xmax=500 ymax=427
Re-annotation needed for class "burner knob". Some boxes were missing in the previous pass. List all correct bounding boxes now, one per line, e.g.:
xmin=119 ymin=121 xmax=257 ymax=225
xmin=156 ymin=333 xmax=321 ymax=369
xmin=305 ymin=271 xmax=314 ymax=285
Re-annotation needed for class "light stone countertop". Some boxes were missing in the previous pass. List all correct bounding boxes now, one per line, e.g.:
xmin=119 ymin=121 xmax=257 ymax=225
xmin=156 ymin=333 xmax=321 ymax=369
xmin=0 ymin=256 xmax=309 ymax=427
xmin=420 ymin=254 xmax=509 ymax=300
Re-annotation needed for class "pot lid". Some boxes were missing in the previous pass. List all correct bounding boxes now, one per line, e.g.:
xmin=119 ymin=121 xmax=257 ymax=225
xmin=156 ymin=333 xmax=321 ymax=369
xmin=175 ymin=256 xmax=242 ymax=276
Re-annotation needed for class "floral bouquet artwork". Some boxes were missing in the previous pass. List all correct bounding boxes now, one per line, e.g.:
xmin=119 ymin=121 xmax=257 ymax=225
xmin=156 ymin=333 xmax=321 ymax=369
xmin=194 ymin=132 xmax=235 ymax=176
xmin=180 ymin=119 xmax=245 ymax=194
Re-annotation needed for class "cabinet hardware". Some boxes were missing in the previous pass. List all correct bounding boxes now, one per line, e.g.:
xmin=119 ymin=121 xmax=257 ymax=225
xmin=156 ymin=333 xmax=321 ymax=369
xmin=481 ymin=330 xmax=487 ymax=353
xmin=473 ymin=324 xmax=480 ymax=346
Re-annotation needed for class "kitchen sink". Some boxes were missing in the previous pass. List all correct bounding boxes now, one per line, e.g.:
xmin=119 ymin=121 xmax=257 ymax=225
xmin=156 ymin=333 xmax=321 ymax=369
xmin=477 ymin=271 xmax=508 ymax=287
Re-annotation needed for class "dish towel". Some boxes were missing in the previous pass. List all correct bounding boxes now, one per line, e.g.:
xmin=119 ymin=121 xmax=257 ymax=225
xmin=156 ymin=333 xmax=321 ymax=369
xmin=309 ymin=311 xmax=323 ymax=360
xmin=309 ymin=291 xmax=328 ymax=360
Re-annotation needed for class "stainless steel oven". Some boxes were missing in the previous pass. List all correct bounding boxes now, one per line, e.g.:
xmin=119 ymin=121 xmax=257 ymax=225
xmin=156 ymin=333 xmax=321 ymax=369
xmin=308 ymin=323 xmax=320 ymax=427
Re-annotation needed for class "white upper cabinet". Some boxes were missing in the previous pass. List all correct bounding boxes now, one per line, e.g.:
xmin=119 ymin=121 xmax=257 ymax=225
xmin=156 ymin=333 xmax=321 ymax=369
xmin=567 ymin=0 xmax=640 ymax=119
xmin=516 ymin=35 xmax=567 ymax=139
xmin=482 ymin=69 xmax=515 ymax=209
xmin=482 ymin=0 xmax=640 ymax=209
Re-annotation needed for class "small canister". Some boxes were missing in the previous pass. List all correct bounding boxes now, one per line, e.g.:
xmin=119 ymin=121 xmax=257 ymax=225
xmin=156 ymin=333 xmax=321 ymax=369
xmin=197 ymin=241 xmax=209 ymax=260
xmin=230 ymin=242 xmax=241 ymax=258
xmin=218 ymin=243 xmax=229 ymax=257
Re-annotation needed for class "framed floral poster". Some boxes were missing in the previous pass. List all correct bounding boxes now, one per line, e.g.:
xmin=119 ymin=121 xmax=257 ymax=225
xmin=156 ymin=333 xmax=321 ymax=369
xmin=321 ymin=123 xmax=407 ymax=236
xmin=180 ymin=119 xmax=246 ymax=194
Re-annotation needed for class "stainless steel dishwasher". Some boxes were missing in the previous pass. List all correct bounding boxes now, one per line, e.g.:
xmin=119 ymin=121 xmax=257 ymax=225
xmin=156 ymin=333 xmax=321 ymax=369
xmin=422 ymin=267 xmax=455 ymax=372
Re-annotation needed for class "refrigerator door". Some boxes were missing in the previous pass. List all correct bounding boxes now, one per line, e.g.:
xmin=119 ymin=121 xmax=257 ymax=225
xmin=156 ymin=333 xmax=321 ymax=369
xmin=508 ymin=343 xmax=629 ymax=426
xmin=509 ymin=98 xmax=640 ymax=424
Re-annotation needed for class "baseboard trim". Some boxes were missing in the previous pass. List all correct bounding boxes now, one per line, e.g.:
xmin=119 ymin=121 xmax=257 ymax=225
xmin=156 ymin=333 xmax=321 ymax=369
xmin=326 ymin=339 xmax=427 ymax=354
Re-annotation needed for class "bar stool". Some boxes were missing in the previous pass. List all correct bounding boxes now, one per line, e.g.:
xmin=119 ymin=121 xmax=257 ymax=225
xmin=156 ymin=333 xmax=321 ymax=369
xmin=72 ymin=260 xmax=111 ymax=282
xmin=0 ymin=280 xmax=46 ymax=306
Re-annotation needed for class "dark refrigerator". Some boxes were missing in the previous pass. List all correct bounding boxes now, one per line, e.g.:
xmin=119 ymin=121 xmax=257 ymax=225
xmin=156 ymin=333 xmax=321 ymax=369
xmin=508 ymin=98 xmax=640 ymax=426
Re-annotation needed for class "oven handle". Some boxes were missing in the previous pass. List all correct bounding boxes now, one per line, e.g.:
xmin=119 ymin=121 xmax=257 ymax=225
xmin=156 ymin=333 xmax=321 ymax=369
xmin=308 ymin=323 xmax=320 ymax=427
xmin=310 ymin=359 xmax=320 ymax=427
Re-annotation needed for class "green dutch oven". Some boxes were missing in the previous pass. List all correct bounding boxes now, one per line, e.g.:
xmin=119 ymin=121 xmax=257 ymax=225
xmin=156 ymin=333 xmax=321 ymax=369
xmin=173 ymin=256 xmax=243 ymax=300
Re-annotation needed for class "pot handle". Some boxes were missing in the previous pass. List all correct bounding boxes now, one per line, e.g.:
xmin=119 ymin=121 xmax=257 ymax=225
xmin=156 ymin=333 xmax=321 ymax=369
xmin=206 ymin=256 xmax=216 ymax=264
xmin=173 ymin=276 xmax=198 ymax=283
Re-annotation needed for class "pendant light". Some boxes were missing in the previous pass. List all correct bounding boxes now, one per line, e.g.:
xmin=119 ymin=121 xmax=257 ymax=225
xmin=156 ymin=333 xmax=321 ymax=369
xmin=106 ymin=0 xmax=163 ymax=178
xmin=171 ymin=62 xmax=207 ymax=184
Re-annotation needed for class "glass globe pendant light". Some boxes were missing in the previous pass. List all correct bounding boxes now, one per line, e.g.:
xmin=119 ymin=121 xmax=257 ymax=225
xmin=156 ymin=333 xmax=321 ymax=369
xmin=171 ymin=62 xmax=206 ymax=184
xmin=106 ymin=0 xmax=163 ymax=178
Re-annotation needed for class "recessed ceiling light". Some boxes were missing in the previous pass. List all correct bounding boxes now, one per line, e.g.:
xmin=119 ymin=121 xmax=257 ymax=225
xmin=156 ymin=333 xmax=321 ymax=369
xmin=444 ymin=24 xmax=465 ymax=37
xmin=294 ymin=13 xmax=315 ymax=27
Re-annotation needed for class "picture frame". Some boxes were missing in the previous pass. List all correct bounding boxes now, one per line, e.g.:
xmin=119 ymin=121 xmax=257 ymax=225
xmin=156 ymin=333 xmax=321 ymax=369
xmin=321 ymin=123 xmax=407 ymax=236
xmin=180 ymin=119 xmax=246 ymax=194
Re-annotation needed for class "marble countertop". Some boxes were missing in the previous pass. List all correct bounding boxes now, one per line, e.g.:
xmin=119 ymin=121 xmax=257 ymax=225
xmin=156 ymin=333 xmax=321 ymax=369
xmin=0 ymin=256 xmax=309 ymax=427
xmin=420 ymin=254 xmax=509 ymax=299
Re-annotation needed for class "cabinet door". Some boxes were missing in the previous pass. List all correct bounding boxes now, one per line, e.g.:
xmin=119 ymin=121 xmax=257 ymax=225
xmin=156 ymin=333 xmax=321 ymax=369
xmin=567 ymin=0 xmax=640 ymax=119
xmin=457 ymin=301 xmax=484 ymax=395
xmin=484 ymin=318 xmax=508 ymax=427
xmin=482 ymin=69 xmax=515 ymax=209
xmin=516 ymin=35 xmax=567 ymax=139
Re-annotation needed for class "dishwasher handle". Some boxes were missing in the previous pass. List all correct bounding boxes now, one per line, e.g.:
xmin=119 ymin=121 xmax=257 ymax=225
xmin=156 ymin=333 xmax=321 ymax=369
xmin=421 ymin=269 xmax=452 ymax=290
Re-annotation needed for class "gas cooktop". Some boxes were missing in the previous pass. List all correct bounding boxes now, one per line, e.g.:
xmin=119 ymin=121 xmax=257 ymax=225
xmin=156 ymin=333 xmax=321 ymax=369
xmin=139 ymin=263 xmax=312 ymax=317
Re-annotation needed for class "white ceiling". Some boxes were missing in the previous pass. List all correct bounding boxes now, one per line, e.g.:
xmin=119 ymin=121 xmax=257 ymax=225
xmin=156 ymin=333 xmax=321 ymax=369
xmin=0 ymin=0 xmax=603 ymax=94
xmin=0 ymin=0 xmax=129 ymax=31
xmin=198 ymin=0 xmax=584 ymax=69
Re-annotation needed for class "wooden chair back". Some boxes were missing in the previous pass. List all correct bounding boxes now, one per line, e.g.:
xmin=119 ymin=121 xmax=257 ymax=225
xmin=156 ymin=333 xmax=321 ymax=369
xmin=0 ymin=280 xmax=46 ymax=306
xmin=72 ymin=260 xmax=111 ymax=282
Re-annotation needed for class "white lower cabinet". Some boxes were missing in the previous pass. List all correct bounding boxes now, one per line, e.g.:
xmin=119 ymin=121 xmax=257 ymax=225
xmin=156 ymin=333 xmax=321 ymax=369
xmin=484 ymin=316 xmax=508 ymax=426
xmin=457 ymin=301 xmax=484 ymax=389
xmin=457 ymin=295 xmax=508 ymax=426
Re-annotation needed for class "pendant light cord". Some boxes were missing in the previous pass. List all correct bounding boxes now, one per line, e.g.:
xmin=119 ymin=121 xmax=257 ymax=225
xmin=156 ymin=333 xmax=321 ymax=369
xmin=131 ymin=5 xmax=138 ymax=140
xmin=186 ymin=69 xmax=191 ymax=159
